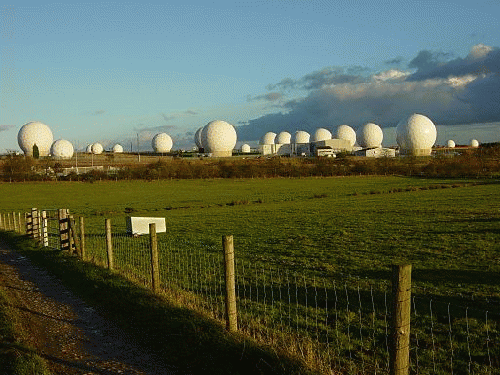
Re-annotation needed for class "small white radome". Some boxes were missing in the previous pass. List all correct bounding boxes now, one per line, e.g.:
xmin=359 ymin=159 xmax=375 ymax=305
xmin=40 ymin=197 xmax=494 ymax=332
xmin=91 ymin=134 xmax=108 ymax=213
xmin=260 ymin=132 xmax=277 ymax=145
xmin=152 ymin=133 xmax=173 ymax=153
xmin=92 ymin=143 xmax=104 ymax=155
xmin=447 ymin=140 xmax=456 ymax=148
xmin=336 ymin=125 xmax=356 ymax=147
xmin=241 ymin=144 xmax=251 ymax=153
xmin=276 ymin=131 xmax=291 ymax=144
xmin=51 ymin=139 xmax=74 ymax=159
xmin=112 ymin=144 xmax=124 ymax=153
xmin=293 ymin=130 xmax=310 ymax=144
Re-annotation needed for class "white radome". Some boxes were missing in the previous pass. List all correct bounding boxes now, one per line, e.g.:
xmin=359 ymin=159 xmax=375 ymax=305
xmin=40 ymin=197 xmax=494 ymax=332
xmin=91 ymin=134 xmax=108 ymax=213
xmin=200 ymin=120 xmax=237 ymax=157
xmin=336 ymin=125 xmax=356 ymax=147
xmin=152 ymin=133 xmax=173 ymax=153
xmin=241 ymin=144 xmax=251 ymax=153
xmin=91 ymin=143 xmax=104 ymax=155
xmin=293 ymin=130 xmax=310 ymax=144
xmin=447 ymin=140 xmax=456 ymax=148
xmin=312 ymin=128 xmax=332 ymax=142
xmin=86 ymin=144 xmax=93 ymax=154
xmin=112 ymin=144 xmax=124 ymax=153
xmin=470 ymin=139 xmax=479 ymax=148
xmin=260 ymin=132 xmax=277 ymax=145
xmin=396 ymin=114 xmax=436 ymax=156
xmin=51 ymin=139 xmax=74 ymax=159
xmin=194 ymin=127 xmax=204 ymax=148
xmin=18 ymin=121 xmax=54 ymax=157
xmin=276 ymin=131 xmax=291 ymax=144
xmin=357 ymin=123 xmax=383 ymax=148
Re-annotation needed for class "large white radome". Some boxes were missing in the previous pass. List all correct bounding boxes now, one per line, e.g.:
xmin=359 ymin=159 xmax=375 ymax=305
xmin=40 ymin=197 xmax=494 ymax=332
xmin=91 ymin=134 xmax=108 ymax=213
xmin=293 ymin=130 xmax=310 ymax=144
xmin=194 ymin=127 xmax=203 ymax=148
xmin=51 ymin=139 xmax=74 ymax=159
xmin=201 ymin=120 xmax=237 ymax=157
xmin=312 ymin=128 xmax=332 ymax=142
xmin=152 ymin=133 xmax=173 ymax=153
xmin=357 ymin=123 xmax=383 ymax=148
xmin=336 ymin=125 xmax=356 ymax=147
xmin=396 ymin=114 xmax=436 ymax=156
xmin=276 ymin=131 xmax=291 ymax=144
xmin=18 ymin=121 xmax=54 ymax=157
xmin=92 ymin=143 xmax=104 ymax=155
xmin=260 ymin=132 xmax=277 ymax=145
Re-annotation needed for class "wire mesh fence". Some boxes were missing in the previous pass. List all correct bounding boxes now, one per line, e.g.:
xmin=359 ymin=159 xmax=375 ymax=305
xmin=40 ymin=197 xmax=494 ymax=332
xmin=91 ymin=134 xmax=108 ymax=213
xmin=1 ymin=209 xmax=499 ymax=374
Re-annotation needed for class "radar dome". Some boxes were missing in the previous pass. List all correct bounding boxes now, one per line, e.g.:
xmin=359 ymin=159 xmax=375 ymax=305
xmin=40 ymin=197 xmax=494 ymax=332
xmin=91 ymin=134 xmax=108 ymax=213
xmin=86 ymin=144 xmax=93 ymax=154
xmin=51 ymin=139 xmax=74 ymax=159
xmin=18 ymin=121 xmax=53 ymax=157
xmin=112 ymin=144 xmax=123 ymax=153
xmin=241 ymin=144 xmax=251 ymax=153
xmin=447 ymin=140 xmax=456 ymax=148
xmin=194 ymin=127 xmax=203 ymax=148
xmin=312 ymin=128 xmax=332 ymax=142
xmin=260 ymin=132 xmax=277 ymax=145
xmin=200 ymin=120 xmax=237 ymax=157
xmin=357 ymin=123 xmax=383 ymax=148
xmin=276 ymin=131 xmax=291 ymax=144
xmin=293 ymin=130 xmax=310 ymax=144
xmin=336 ymin=125 xmax=356 ymax=147
xmin=396 ymin=114 xmax=436 ymax=156
xmin=470 ymin=139 xmax=479 ymax=148
xmin=152 ymin=133 xmax=173 ymax=153
xmin=91 ymin=143 xmax=104 ymax=155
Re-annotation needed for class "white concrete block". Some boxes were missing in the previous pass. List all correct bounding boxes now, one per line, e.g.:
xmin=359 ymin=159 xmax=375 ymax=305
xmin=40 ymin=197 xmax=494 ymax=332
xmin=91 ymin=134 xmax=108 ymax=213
xmin=126 ymin=217 xmax=166 ymax=236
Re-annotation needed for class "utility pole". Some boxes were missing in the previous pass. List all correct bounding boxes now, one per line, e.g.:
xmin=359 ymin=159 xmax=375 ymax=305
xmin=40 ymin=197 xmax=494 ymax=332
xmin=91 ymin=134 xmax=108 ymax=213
xmin=137 ymin=133 xmax=141 ymax=163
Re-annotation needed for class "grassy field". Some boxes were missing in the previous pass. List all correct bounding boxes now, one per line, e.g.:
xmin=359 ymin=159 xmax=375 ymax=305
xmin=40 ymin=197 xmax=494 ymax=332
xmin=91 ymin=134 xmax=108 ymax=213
xmin=1 ymin=176 xmax=499 ymax=373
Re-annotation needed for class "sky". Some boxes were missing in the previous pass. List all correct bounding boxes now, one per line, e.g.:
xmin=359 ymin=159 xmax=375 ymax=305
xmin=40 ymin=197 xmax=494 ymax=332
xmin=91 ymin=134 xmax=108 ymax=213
xmin=1 ymin=0 xmax=500 ymax=152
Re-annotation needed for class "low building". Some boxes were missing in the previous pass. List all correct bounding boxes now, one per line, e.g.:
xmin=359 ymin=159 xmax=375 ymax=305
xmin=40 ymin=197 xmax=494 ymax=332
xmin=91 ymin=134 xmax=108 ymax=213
xmin=354 ymin=147 xmax=396 ymax=158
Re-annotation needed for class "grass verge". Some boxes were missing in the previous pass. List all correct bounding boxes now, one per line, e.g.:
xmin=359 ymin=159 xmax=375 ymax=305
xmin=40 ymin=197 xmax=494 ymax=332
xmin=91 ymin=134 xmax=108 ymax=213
xmin=1 ymin=230 xmax=314 ymax=375
xmin=0 ymin=287 xmax=51 ymax=374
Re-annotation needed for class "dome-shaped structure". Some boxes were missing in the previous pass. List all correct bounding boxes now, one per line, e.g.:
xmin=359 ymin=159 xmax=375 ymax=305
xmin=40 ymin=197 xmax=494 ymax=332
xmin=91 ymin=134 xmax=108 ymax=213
xmin=51 ymin=139 xmax=74 ymax=159
xmin=152 ymin=133 xmax=173 ymax=153
xmin=91 ymin=143 xmax=103 ymax=155
xmin=470 ymin=139 xmax=479 ymax=148
xmin=336 ymin=125 xmax=356 ymax=147
xmin=396 ymin=114 xmax=436 ymax=156
xmin=293 ymin=130 xmax=310 ymax=144
xmin=447 ymin=140 xmax=456 ymax=148
xmin=357 ymin=123 xmax=383 ymax=148
xmin=200 ymin=120 xmax=237 ymax=157
xmin=18 ymin=121 xmax=53 ymax=157
xmin=276 ymin=131 xmax=291 ymax=144
xmin=86 ymin=144 xmax=93 ymax=154
xmin=112 ymin=144 xmax=124 ymax=153
xmin=194 ymin=127 xmax=204 ymax=148
xmin=312 ymin=128 xmax=332 ymax=142
xmin=241 ymin=144 xmax=251 ymax=153
xmin=260 ymin=132 xmax=277 ymax=145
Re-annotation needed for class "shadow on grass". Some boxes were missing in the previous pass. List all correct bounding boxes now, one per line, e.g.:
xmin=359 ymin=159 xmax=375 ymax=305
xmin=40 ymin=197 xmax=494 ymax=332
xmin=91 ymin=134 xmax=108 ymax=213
xmin=1 ymin=231 xmax=313 ymax=375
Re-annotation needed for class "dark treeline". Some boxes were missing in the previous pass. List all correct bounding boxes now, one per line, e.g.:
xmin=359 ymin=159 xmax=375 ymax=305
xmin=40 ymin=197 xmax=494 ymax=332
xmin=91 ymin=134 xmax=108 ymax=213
xmin=1 ymin=144 xmax=500 ymax=182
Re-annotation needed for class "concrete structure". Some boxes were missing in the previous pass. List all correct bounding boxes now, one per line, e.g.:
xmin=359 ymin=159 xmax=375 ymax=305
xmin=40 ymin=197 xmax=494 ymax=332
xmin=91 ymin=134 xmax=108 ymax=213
xmin=312 ymin=138 xmax=353 ymax=154
xmin=126 ymin=217 xmax=166 ymax=236
xmin=355 ymin=147 xmax=396 ymax=158
xmin=357 ymin=123 xmax=383 ymax=148
xmin=201 ymin=120 xmax=237 ymax=157
xmin=152 ymin=133 xmax=173 ymax=153
xmin=51 ymin=139 xmax=74 ymax=159
xmin=396 ymin=114 xmax=436 ymax=156
xmin=18 ymin=121 xmax=54 ymax=157
xmin=336 ymin=125 xmax=356 ymax=147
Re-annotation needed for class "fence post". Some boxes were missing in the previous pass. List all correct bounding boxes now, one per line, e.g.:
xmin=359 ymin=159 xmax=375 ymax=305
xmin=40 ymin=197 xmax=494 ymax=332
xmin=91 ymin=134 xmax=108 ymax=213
xmin=25 ymin=212 xmax=32 ymax=236
xmin=223 ymin=235 xmax=238 ymax=332
xmin=105 ymin=218 xmax=114 ymax=270
xmin=12 ymin=212 xmax=17 ymax=232
xmin=32 ymin=208 xmax=39 ymax=239
xmin=149 ymin=223 xmax=160 ymax=293
xmin=0 ymin=213 xmax=3 ymax=230
xmin=58 ymin=209 xmax=70 ymax=251
xmin=68 ymin=215 xmax=81 ymax=256
xmin=40 ymin=211 xmax=48 ymax=246
xmin=390 ymin=264 xmax=412 ymax=375
xmin=79 ymin=217 xmax=86 ymax=261
xmin=18 ymin=213 xmax=23 ymax=234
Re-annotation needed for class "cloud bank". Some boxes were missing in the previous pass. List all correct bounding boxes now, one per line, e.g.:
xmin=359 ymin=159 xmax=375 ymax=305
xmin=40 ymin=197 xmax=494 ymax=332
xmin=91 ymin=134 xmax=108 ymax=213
xmin=0 ymin=125 xmax=15 ymax=132
xmin=237 ymin=44 xmax=500 ymax=142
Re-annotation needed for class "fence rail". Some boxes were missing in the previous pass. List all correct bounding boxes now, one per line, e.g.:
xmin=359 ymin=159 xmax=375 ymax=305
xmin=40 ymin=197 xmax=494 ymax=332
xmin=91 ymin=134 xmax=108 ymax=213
xmin=1 ymin=208 xmax=499 ymax=374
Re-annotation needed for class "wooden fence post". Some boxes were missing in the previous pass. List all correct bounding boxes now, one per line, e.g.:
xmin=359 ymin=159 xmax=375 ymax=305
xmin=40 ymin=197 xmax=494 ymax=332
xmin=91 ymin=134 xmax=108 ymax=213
xmin=58 ymin=209 xmax=70 ymax=251
xmin=149 ymin=223 xmax=160 ymax=293
xmin=68 ymin=215 xmax=81 ymax=257
xmin=40 ymin=210 xmax=48 ymax=246
xmin=79 ymin=217 xmax=86 ymax=261
xmin=31 ymin=208 xmax=39 ymax=239
xmin=18 ymin=213 xmax=22 ymax=234
xmin=25 ymin=212 xmax=32 ymax=236
xmin=105 ymin=218 xmax=114 ymax=270
xmin=390 ymin=264 xmax=412 ymax=375
xmin=12 ymin=212 xmax=17 ymax=232
xmin=0 ymin=213 xmax=3 ymax=230
xmin=223 ymin=235 xmax=238 ymax=332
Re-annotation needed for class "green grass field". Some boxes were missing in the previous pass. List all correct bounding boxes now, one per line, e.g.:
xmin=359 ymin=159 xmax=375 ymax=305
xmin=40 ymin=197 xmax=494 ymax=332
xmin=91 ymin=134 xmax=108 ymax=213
xmin=1 ymin=176 xmax=499 ymax=374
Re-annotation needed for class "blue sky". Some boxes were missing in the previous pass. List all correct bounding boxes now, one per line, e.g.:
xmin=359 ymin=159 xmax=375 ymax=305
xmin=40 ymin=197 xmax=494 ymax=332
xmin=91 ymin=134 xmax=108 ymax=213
xmin=1 ymin=0 xmax=500 ymax=152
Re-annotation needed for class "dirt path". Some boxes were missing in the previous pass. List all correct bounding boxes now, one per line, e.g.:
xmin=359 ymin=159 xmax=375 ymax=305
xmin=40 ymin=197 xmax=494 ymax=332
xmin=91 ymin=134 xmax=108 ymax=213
xmin=0 ymin=239 xmax=179 ymax=375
